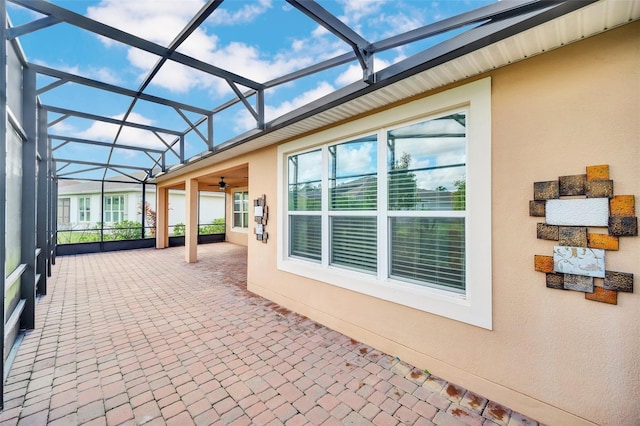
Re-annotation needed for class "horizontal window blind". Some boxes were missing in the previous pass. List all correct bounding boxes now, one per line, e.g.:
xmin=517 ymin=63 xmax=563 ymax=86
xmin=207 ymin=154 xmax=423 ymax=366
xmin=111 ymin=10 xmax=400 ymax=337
xmin=289 ymin=215 xmax=321 ymax=261
xmin=390 ymin=217 xmax=465 ymax=290
xmin=330 ymin=216 xmax=377 ymax=272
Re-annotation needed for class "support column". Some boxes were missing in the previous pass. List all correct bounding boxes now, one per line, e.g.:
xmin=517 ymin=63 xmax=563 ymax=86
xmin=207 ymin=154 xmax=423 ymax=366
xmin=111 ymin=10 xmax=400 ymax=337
xmin=185 ymin=178 xmax=198 ymax=263
xmin=20 ymin=67 xmax=37 ymax=330
xmin=36 ymin=106 xmax=48 ymax=294
xmin=156 ymin=186 xmax=169 ymax=248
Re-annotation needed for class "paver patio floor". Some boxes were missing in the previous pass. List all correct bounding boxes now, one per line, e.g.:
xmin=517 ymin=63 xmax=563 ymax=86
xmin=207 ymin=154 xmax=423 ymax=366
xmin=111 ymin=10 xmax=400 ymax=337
xmin=1 ymin=243 xmax=540 ymax=426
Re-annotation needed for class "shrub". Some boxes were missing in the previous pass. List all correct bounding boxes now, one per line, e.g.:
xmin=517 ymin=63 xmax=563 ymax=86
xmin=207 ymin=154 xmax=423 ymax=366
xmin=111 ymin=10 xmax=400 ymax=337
xmin=109 ymin=220 xmax=142 ymax=240
xmin=199 ymin=218 xmax=225 ymax=235
xmin=172 ymin=223 xmax=185 ymax=236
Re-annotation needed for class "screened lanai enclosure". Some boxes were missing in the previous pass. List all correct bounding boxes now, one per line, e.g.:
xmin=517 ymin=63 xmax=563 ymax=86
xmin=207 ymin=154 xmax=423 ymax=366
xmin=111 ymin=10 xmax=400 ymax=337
xmin=0 ymin=0 xmax=608 ymax=409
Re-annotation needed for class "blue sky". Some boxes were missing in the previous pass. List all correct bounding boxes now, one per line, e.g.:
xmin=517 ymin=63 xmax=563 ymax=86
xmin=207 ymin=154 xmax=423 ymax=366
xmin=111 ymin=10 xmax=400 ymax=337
xmin=7 ymin=0 xmax=493 ymax=180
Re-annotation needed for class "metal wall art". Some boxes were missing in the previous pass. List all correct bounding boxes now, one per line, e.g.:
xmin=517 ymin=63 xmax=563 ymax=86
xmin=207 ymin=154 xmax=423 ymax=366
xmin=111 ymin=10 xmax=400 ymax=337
xmin=254 ymin=195 xmax=268 ymax=243
xmin=530 ymin=165 xmax=637 ymax=304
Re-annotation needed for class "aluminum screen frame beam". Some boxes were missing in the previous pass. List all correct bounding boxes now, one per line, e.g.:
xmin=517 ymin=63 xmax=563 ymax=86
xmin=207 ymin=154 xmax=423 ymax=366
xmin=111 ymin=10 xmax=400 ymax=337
xmin=32 ymin=64 xmax=211 ymax=116
xmin=41 ymin=105 xmax=184 ymax=136
xmin=8 ymin=0 xmax=264 ymax=91
xmin=212 ymin=0 xmax=599 ymax=154
xmin=49 ymin=135 xmax=165 ymax=155
xmin=287 ymin=0 xmax=374 ymax=82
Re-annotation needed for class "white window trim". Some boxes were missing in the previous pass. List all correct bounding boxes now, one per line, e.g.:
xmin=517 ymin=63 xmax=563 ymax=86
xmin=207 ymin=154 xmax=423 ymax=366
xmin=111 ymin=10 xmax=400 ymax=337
xmin=78 ymin=196 xmax=91 ymax=222
xmin=277 ymin=78 xmax=492 ymax=329
xmin=104 ymin=194 xmax=126 ymax=223
xmin=232 ymin=190 xmax=250 ymax=232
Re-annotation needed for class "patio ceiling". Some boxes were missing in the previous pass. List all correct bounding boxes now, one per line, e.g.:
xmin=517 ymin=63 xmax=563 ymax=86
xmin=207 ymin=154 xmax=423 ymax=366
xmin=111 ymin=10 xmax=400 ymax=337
xmin=4 ymin=0 xmax=633 ymax=185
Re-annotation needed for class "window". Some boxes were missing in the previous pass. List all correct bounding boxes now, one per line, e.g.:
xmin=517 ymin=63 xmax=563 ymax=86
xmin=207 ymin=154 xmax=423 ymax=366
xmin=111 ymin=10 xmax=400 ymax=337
xmin=329 ymin=135 xmax=378 ymax=273
xmin=79 ymin=197 xmax=91 ymax=222
xmin=57 ymin=197 xmax=70 ymax=225
xmin=104 ymin=195 xmax=125 ymax=223
xmin=288 ymin=149 xmax=321 ymax=260
xmin=387 ymin=116 xmax=467 ymax=292
xmin=233 ymin=191 xmax=249 ymax=228
xmin=278 ymin=78 xmax=492 ymax=328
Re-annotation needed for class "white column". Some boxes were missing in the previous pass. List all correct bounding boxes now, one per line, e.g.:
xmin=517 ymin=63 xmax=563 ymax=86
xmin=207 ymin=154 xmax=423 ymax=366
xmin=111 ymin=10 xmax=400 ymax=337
xmin=156 ymin=186 xmax=169 ymax=248
xmin=185 ymin=178 xmax=198 ymax=263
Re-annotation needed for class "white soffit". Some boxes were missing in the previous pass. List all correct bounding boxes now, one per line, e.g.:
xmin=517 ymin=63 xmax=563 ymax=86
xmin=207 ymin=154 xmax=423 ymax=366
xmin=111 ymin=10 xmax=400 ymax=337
xmin=249 ymin=0 xmax=638 ymax=145
xmin=156 ymin=0 xmax=639 ymax=181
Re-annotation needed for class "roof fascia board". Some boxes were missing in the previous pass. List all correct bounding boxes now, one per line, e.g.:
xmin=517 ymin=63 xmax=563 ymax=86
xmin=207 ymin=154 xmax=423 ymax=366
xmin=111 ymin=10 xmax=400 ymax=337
xmin=269 ymin=0 xmax=598 ymax=131
xmin=8 ymin=0 xmax=264 ymax=90
xmin=180 ymin=0 xmax=598 ymax=167
xmin=206 ymin=1 xmax=571 ymax=112
xmin=371 ymin=0 xmax=545 ymax=51
xmin=375 ymin=0 xmax=599 ymax=83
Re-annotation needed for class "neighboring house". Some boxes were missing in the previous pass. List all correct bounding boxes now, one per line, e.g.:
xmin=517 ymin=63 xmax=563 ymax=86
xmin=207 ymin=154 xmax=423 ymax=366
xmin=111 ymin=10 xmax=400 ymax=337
xmin=57 ymin=179 xmax=225 ymax=233
xmin=152 ymin=3 xmax=639 ymax=426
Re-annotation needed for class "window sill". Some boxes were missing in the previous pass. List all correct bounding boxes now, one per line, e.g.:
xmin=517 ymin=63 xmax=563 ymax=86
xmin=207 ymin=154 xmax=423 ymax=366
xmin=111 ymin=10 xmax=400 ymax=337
xmin=278 ymin=257 xmax=491 ymax=329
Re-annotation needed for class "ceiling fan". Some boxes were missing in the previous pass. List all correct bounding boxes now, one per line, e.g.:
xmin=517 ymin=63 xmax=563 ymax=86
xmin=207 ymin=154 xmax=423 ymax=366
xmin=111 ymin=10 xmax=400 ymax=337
xmin=217 ymin=177 xmax=227 ymax=190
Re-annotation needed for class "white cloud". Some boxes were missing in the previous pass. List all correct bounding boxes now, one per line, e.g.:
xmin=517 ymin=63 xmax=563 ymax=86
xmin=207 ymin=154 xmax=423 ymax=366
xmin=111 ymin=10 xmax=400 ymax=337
xmin=336 ymin=142 xmax=376 ymax=175
xmin=48 ymin=120 xmax=77 ymax=135
xmin=33 ymin=59 xmax=122 ymax=85
xmin=337 ymin=0 xmax=389 ymax=25
xmin=233 ymin=81 xmax=335 ymax=133
xmin=371 ymin=12 xmax=426 ymax=38
xmin=207 ymin=0 xmax=272 ymax=25
xmin=87 ymin=0 xmax=206 ymax=46
xmin=87 ymin=0 xmax=319 ymax=95
xmin=76 ymin=112 xmax=175 ymax=150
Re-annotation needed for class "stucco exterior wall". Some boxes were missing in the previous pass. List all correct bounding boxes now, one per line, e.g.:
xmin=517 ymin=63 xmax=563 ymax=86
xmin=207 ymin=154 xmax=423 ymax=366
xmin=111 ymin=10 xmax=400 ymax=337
xmin=245 ymin=23 xmax=639 ymax=425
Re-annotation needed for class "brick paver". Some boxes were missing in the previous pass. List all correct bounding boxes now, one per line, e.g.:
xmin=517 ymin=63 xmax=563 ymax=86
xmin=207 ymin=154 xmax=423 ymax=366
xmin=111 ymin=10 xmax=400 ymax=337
xmin=2 ymin=244 xmax=541 ymax=425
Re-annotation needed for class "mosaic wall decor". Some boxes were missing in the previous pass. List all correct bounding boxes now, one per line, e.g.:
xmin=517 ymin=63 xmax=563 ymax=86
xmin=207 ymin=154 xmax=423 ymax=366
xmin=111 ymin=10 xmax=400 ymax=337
xmin=254 ymin=194 xmax=269 ymax=243
xmin=531 ymin=165 xmax=637 ymax=304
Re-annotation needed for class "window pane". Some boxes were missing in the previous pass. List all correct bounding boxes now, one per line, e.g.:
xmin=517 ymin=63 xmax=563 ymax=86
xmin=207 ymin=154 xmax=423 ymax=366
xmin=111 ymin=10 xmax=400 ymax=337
xmin=233 ymin=191 xmax=249 ymax=228
xmin=331 ymin=216 xmax=377 ymax=273
xmin=289 ymin=215 xmax=321 ymax=261
xmin=6 ymin=129 xmax=23 ymax=273
xmin=57 ymin=198 xmax=70 ymax=225
xmin=289 ymin=150 xmax=322 ymax=211
xmin=388 ymin=113 xmax=466 ymax=211
xmin=329 ymin=136 xmax=377 ymax=210
xmin=390 ymin=217 xmax=465 ymax=291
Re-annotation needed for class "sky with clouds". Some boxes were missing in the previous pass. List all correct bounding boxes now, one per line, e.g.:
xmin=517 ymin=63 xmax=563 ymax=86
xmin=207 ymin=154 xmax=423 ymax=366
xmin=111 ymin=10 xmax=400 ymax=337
xmin=7 ymin=0 xmax=493 ymax=179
